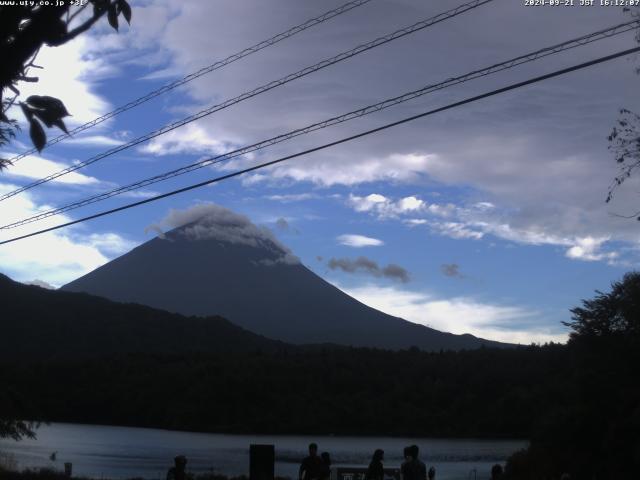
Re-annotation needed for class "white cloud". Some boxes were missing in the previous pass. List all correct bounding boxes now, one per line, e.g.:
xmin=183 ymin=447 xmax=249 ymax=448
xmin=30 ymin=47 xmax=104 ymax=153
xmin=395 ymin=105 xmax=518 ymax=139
xmin=429 ymin=221 xmax=485 ymax=240
xmin=565 ymin=236 xmax=619 ymax=262
xmin=4 ymin=154 xmax=100 ymax=185
xmin=337 ymin=234 xmax=384 ymax=248
xmin=260 ymin=153 xmax=433 ymax=187
xmin=140 ymin=124 xmax=233 ymax=156
xmin=350 ymin=193 xmax=626 ymax=262
xmin=336 ymin=283 xmax=568 ymax=344
xmin=347 ymin=193 xmax=458 ymax=220
xmin=347 ymin=193 xmax=426 ymax=217
xmin=86 ymin=233 xmax=136 ymax=256
xmin=0 ymin=183 xmax=132 ymax=287
xmin=348 ymin=193 xmax=388 ymax=212
xmin=404 ymin=218 xmax=428 ymax=226
xmin=22 ymin=279 xmax=56 ymax=290
xmin=266 ymin=193 xmax=317 ymax=202
xmin=64 ymin=135 xmax=126 ymax=147
xmin=119 ymin=189 xmax=161 ymax=199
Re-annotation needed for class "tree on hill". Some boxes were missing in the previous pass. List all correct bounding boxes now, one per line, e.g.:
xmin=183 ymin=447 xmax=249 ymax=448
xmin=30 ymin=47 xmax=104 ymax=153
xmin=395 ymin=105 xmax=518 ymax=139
xmin=564 ymin=271 xmax=640 ymax=339
xmin=0 ymin=0 xmax=132 ymax=170
xmin=505 ymin=272 xmax=640 ymax=479
xmin=606 ymin=6 xmax=640 ymax=212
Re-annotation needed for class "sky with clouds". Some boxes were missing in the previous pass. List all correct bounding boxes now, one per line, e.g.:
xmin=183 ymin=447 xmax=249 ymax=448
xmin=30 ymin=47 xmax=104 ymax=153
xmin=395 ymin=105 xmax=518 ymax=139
xmin=1 ymin=0 xmax=639 ymax=344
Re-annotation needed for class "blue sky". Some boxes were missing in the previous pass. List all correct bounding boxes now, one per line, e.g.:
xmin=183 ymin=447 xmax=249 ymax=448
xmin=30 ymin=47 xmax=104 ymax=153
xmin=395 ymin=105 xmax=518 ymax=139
xmin=1 ymin=0 xmax=640 ymax=343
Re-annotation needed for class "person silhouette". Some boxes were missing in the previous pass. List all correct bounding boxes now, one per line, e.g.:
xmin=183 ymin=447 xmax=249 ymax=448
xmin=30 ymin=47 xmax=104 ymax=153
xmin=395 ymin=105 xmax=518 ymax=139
xmin=403 ymin=446 xmax=426 ymax=480
xmin=299 ymin=443 xmax=324 ymax=480
xmin=366 ymin=449 xmax=384 ymax=480
xmin=400 ymin=446 xmax=412 ymax=480
xmin=320 ymin=451 xmax=332 ymax=480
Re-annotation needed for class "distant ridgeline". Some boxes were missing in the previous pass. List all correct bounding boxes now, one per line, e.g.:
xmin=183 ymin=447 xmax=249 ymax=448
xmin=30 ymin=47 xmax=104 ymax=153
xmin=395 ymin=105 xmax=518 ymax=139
xmin=0 ymin=273 xmax=285 ymax=359
xmin=1 ymin=271 xmax=639 ymax=479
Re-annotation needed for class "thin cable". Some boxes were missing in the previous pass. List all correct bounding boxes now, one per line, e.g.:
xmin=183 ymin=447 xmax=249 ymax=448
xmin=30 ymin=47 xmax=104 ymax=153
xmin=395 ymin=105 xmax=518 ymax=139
xmin=1 ymin=46 xmax=638 ymax=246
xmin=5 ymin=0 xmax=373 ymax=163
xmin=0 ymin=0 xmax=494 ymax=202
xmin=3 ymin=20 xmax=637 ymax=229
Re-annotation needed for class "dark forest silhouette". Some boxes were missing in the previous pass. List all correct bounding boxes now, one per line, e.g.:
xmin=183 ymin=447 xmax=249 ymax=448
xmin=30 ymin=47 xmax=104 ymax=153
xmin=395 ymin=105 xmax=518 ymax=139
xmin=1 ymin=273 xmax=639 ymax=479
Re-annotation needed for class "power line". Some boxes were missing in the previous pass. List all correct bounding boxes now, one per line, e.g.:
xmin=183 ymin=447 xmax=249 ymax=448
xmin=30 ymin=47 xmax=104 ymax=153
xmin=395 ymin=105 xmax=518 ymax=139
xmin=1 ymin=45 xmax=637 ymax=247
xmin=0 ymin=0 xmax=494 ymax=202
xmin=2 ymin=20 xmax=637 ymax=230
xmin=5 ymin=0 xmax=374 ymax=163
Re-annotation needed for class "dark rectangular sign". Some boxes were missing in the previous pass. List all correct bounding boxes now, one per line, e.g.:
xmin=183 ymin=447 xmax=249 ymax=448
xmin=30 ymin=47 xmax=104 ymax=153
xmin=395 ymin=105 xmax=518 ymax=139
xmin=250 ymin=444 xmax=275 ymax=480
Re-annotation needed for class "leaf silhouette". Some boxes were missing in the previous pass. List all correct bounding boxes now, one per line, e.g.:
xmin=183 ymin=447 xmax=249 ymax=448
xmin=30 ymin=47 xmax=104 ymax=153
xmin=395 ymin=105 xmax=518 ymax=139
xmin=52 ymin=118 xmax=69 ymax=134
xmin=29 ymin=118 xmax=46 ymax=152
xmin=108 ymin=3 xmax=119 ymax=31
xmin=118 ymin=0 xmax=132 ymax=24
xmin=26 ymin=96 xmax=70 ymax=118
xmin=20 ymin=103 xmax=34 ymax=121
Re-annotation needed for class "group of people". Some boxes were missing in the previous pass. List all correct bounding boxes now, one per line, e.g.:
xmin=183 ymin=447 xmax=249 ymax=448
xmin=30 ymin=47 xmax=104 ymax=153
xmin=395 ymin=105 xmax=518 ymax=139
xmin=167 ymin=445 xmax=506 ymax=480
xmin=298 ymin=443 xmax=436 ymax=480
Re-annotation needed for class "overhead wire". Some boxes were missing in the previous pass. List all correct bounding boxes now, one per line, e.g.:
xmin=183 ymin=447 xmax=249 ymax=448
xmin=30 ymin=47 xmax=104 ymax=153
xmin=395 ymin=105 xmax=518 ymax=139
xmin=5 ymin=0 xmax=374 ymax=163
xmin=0 ymin=0 xmax=494 ymax=202
xmin=1 ymin=45 xmax=638 ymax=246
xmin=2 ymin=19 xmax=637 ymax=230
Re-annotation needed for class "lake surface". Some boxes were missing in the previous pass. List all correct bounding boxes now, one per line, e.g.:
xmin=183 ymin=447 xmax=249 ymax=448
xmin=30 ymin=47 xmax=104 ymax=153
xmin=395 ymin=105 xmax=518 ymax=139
xmin=0 ymin=423 xmax=527 ymax=480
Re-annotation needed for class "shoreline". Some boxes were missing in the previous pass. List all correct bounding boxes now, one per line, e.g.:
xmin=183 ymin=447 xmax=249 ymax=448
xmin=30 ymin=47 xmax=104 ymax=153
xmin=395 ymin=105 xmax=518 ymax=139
xmin=18 ymin=421 xmax=528 ymax=443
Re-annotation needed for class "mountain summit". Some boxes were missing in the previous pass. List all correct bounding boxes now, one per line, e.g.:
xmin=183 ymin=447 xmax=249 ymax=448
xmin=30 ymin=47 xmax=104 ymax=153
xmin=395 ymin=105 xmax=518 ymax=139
xmin=62 ymin=205 xmax=506 ymax=350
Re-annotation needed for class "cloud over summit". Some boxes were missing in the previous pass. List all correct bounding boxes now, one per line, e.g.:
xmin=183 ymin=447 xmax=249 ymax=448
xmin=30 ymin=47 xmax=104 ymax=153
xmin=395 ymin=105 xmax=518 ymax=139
xmin=147 ymin=203 xmax=300 ymax=265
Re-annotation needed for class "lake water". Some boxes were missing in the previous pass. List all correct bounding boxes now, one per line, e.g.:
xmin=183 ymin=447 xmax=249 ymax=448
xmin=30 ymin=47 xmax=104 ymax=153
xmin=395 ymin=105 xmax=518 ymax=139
xmin=0 ymin=423 xmax=527 ymax=480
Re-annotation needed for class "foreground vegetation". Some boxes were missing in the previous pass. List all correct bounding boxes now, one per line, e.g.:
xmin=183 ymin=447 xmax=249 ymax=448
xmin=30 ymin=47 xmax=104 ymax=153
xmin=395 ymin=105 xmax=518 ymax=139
xmin=0 ymin=467 xmax=282 ymax=480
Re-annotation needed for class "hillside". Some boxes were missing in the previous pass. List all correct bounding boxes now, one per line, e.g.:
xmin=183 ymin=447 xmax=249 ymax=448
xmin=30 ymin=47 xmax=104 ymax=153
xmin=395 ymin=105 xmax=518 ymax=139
xmin=0 ymin=273 xmax=284 ymax=360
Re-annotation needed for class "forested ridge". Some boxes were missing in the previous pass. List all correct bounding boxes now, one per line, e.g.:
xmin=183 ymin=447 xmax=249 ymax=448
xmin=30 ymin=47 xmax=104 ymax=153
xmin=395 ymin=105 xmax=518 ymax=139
xmin=1 ymin=345 xmax=564 ymax=438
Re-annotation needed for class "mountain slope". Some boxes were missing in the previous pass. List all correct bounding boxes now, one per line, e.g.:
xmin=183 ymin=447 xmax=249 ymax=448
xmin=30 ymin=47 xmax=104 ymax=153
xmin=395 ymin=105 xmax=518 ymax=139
xmin=62 ymin=211 xmax=507 ymax=351
xmin=0 ymin=273 xmax=284 ymax=360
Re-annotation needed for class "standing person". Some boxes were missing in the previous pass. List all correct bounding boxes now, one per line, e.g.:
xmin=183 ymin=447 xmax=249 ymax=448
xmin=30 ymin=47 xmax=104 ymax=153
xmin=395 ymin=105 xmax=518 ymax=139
xmin=365 ymin=449 xmax=384 ymax=480
xmin=299 ymin=443 xmax=323 ymax=480
xmin=400 ymin=446 xmax=412 ymax=480
xmin=320 ymin=451 xmax=332 ymax=480
xmin=403 ymin=446 xmax=426 ymax=480
xmin=166 ymin=455 xmax=188 ymax=480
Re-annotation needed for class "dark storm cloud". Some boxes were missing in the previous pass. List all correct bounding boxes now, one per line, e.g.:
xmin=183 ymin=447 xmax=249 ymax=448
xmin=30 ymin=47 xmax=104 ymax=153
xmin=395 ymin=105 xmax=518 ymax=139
xmin=328 ymin=256 xmax=409 ymax=283
xmin=441 ymin=263 xmax=464 ymax=278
